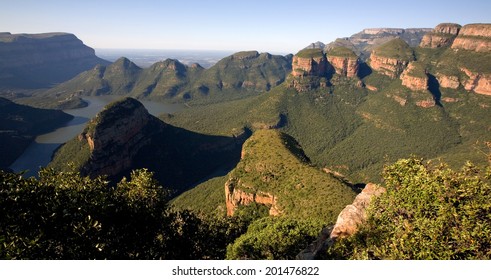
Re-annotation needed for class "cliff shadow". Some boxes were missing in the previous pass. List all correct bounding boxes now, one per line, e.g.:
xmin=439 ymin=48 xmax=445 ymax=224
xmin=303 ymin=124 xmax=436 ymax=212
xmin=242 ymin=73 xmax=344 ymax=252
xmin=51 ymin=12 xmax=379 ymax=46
xmin=133 ymin=124 xmax=251 ymax=196
xmin=357 ymin=62 xmax=372 ymax=79
xmin=427 ymin=74 xmax=442 ymax=107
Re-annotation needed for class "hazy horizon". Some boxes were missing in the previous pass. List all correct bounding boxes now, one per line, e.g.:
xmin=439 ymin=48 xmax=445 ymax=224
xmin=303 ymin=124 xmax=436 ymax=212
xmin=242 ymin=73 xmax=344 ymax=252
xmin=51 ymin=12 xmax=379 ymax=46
xmin=1 ymin=0 xmax=490 ymax=53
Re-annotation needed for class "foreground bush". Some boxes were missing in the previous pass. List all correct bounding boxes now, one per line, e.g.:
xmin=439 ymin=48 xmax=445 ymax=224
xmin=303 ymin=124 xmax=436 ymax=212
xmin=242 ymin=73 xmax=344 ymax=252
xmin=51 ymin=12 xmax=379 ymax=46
xmin=328 ymin=158 xmax=491 ymax=259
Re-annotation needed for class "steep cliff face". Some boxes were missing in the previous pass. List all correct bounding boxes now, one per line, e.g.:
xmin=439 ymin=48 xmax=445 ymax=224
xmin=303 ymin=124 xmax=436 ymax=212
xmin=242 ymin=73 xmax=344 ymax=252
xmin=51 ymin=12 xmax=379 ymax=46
xmin=291 ymin=49 xmax=329 ymax=77
xmin=419 ymin=23 xmax=461 ymax=48
xmin=78 ymin=98 xmax=160 ymax=177
xmin=369 ymin=39 xmax=414 ymax=78
xmin=400 ymin=61 xmax=428 ymax=91
xmin=288 ymin=48 xmax=331 ymax=92
xmin=225 ymin=177 xmax=281 ymax=216
xmin=326 ymin=47 xmax=359 ymax=78
xmin=451 ymin=24 xmax=491 ymax=52
xmin=0 ymin=32 xmax=108 ymax=88
xmin=461 ymin=68 xmax=491 ymax=95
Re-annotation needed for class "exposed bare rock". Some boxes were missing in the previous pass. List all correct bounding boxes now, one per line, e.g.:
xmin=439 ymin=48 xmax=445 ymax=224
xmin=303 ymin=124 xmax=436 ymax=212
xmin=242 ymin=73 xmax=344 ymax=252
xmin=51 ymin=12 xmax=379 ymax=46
xmin=420 ymin=23 xmax=461 ymax=48
xmin=288 ymin=48 xmax=331 ymax=92
xmin=297 ymin=183 xmax=385 ymax=260
xmin=330 ymin=183 xmax=386 ymax=240
xmin=451 ymin=24 xmax=491 ymax=52
xmin=326 ymin=47 xmax=359 ymax=78
xmin=369 ymin=55 xmax=410 ymax=78
xmin=79 ymin=97 xmax=159 ymax=177
xmin=461 ymin=67 xmax=491 ymax=96
xmin=224 ymin=177 xmax=281 ymax=216
xmin=400 ymin=61 xmax=428 ymax=91
xmin=368 ymin=39 xmax=414 ymax=78
xmin=436 ymin=73 xmax=460 ymax=89
xmin=291 ymin=49 xmax=329 ymax=77
xmin=416 ymin=100 xmax=436 ymax=108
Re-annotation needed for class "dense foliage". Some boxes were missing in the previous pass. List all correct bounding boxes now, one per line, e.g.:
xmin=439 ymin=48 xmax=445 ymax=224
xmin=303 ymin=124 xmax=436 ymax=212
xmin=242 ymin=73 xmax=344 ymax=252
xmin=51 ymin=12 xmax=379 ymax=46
xmin=0 ymin=169 xmax=247 ymax=259
xmin=327 ymin=158 xmax=491 ymax=259
xmin=226 ymin=217 xmax=324 ymax=260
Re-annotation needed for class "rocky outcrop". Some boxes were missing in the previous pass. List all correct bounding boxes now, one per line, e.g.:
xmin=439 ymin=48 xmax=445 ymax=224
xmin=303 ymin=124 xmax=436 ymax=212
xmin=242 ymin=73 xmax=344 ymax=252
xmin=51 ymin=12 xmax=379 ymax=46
xmin=369 ymin=55 xmax=410 ymax=78
xmin=0 ymin=32 xmax=108 ymax=88
xmin=461 ymin=68 xmax=491 ymax=96
xmin=400 ymin=61 xmax=428 ymax=91
xmin=291 ymin=49 xmax=329 ymax=77
xmin=326 ymin=47 xmax=359 ymax=78
xmin=330 ymin=183 xmax=386 ymax=239
xmin=297 ymin=183 xmax=385 ymax=259
xmin=225 ymin=177 xmax=281 ymax=216
xmin=78 ymin=97 xmax=162 ymax=177
xmin=288 ymin=48 xmax=331 ymax=92
xmin=369 ymin=39 xmax=414 ymax=78
xmin=436 ymin=73 xmax=460 ymax=89
xmin=451 ymin=24 xmax=491 ymax=52
xmin=419 ymin=23 xmax=461 ymax=48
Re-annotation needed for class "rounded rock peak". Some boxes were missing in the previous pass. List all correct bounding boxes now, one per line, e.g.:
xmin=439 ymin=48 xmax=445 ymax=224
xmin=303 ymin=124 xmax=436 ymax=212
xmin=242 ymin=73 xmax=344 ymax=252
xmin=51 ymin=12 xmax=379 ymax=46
xmin=434 ymin=23 xmax=462 ymax=35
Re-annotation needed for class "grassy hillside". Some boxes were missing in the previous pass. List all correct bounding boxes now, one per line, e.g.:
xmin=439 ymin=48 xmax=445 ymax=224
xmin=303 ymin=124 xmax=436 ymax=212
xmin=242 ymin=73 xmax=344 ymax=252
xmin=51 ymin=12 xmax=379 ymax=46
xmin=227 ymin=129 xmax=356 ymax=222
xmin=29 ymin=51 xmax=292 ymax=109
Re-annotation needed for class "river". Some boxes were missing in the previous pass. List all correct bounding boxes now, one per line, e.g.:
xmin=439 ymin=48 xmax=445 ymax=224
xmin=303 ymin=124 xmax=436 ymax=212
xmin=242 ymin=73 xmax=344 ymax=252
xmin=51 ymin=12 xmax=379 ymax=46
xmin=9 ymin=96 xmax=182 ymax=177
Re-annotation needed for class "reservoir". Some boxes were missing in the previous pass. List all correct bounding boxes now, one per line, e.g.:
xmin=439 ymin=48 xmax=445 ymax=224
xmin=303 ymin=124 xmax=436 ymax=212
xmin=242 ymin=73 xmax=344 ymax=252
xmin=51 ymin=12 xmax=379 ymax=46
xmin=9 ymin=96 xmax=182 ymax=177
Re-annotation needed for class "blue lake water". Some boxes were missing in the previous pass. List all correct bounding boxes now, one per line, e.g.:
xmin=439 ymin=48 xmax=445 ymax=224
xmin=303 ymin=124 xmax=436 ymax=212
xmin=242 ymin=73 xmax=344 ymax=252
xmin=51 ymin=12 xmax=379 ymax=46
xmin=9 ymin=96 xmax=182 ymax=177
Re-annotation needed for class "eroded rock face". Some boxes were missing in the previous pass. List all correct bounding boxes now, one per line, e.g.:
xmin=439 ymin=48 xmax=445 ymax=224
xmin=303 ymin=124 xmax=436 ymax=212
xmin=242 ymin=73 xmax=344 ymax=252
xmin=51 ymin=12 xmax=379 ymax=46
xmin=461 ymin=68 xmax=491 ymax=95
xmin=288 ymin=49 xmax=331 ymax=92
xmin=436 ymin=73 xmax=460 ymax=89
xmin=291 ymin=54 xmax=328 ymax=77
xmin=369 ymin=54 xmax=409 ymax=78
xmin=79 ymin=97 xmax=162 ymax=177
xmin=451 ymin=24 xmax=491 ymax=52
xmin=420 ymin=23 xmax=461 ymax=48
xmin=400 ymin=62 xmax=428 ymax=91
xmin=330 ymin=183 xmax=386 ymax=240
xmin=224 ymin=177 xmax=281 ymax=216
xmin=327 ymin=56 xmax=359 ymax=78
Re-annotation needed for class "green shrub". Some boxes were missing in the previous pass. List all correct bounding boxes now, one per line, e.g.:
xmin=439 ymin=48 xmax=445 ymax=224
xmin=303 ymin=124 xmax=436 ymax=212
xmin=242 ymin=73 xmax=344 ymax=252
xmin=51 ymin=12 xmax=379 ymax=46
xmin=328 ymin=158 xmax=491 ymax=259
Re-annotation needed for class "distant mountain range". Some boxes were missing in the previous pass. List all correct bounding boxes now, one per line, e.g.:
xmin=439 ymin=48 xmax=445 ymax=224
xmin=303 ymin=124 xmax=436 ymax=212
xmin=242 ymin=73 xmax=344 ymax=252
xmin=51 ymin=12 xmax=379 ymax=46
xmin=0 ymin=32 xmax=108 ymax=88
xmin=305 ymin=27 xmax=432 ymax=61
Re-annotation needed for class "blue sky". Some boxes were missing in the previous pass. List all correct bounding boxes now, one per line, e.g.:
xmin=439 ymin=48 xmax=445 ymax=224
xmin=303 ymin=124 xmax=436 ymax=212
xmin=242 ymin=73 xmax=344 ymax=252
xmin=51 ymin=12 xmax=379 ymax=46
xmin=1 ymin=0 xmax=490 ymax=54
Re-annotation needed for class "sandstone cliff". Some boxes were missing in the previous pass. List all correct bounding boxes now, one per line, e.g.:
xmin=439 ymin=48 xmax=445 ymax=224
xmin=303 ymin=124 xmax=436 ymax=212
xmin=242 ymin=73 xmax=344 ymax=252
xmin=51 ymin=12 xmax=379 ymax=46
xmin=400 ymin=61 xmax=428 ymax=91
xmin=291 ymin=49 xmax=329 ymax=77
xmin=79 ymin=97 xmax=160 ymax=177
xmin=326 ymin=47 xmax=359 ymax=78
xmin=451 ymin=23 xmax=491 ymax=52
xmin=0 ymin=32 xmax=108 ymax=88
xmin=368 ymin=39 xmax=414 ymax=78
xmin=419 ymin=23 xmax=461 ymax=48
xmin=288 ymin=48 xmax=332 ymax=92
